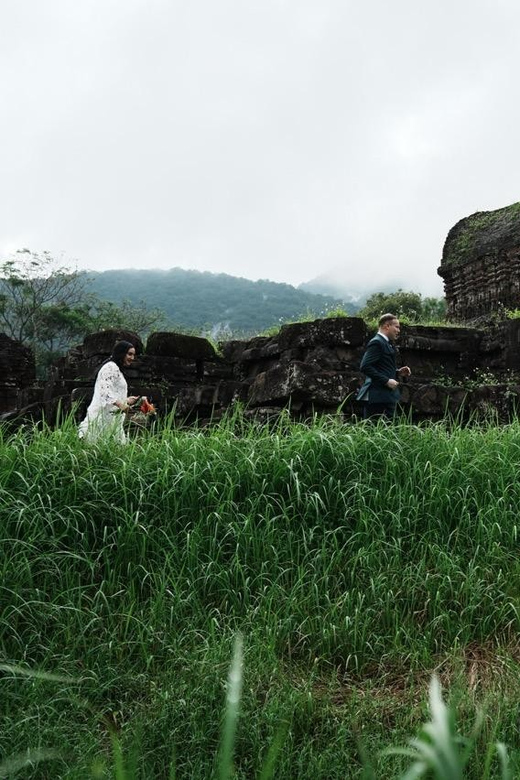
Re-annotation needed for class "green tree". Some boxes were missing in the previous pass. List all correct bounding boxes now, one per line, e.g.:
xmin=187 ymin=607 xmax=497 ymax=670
xmin=0 ymin=250 xmax=166 ymax=376
xmin=359 ymin=289 xmax=446 ymax=323
xmin=77 ymin=297 xmax=166 ymax=336
xmin=86 ymin=267 xmax=350 ymax=335
xmin=422 ymin=295 xmax=447 ymax=321
xmin=0 ymin=250 xmax=88 ymax=350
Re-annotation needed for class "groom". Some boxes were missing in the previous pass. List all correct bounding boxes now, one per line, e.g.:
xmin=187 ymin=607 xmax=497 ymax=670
xmin=356 ymin=313 xmax=411 ymax=419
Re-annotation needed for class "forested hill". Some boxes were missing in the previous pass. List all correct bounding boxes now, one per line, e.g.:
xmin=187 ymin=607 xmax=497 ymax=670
xmin=87 ymin=268 xmax=356 ymax=336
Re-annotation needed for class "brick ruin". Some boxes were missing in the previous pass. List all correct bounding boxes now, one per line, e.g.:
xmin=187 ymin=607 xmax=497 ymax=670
xmin=0 ymin=334 xmax=36 ymax=415
xmin=3 ymin=316 xmax=520 ymax=428
xmin=438 ymin=202 xmax=520 ymax=321
xmin=4 ymin=201 xmax=520 ymax=427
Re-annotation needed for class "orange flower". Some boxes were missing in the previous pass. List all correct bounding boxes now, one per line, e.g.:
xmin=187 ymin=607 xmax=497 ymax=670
xmin=140 ymin=398 xmax=156 ymax=414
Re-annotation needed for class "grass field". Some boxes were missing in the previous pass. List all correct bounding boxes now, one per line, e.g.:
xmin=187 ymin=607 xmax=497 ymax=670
xmin=1 ymin=413 xmax=519 ymax=778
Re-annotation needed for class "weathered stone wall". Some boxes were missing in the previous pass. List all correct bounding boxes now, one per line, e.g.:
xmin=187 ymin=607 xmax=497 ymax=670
xmin=221 ymin=317 xmax=366 ymax=415
xmin=0 ymin=334 xmax=36 ymax=414
xmin=4 ymin=317 xmax=520 ymax=427
xmin=438 ymin=203 xmax=520 ymax=320
xmin=7 ymin=204 xmax=520 ymax=425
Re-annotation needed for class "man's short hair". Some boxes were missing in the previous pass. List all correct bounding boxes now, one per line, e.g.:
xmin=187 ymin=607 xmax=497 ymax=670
xmin=379 ymin=313 xmax=398 ymax=328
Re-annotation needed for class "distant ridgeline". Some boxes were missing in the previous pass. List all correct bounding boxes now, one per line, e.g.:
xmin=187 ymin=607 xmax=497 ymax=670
xmin=86 ymin=267 xmax=357 ymax=336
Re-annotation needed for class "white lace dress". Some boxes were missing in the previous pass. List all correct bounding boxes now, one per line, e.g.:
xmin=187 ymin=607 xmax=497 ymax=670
xmin=78 ymin=361 xmax=128 ymax=443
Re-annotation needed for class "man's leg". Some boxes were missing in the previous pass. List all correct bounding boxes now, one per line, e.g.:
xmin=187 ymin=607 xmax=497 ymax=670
xmin=364 ymin=402 xmax=397 ymax=420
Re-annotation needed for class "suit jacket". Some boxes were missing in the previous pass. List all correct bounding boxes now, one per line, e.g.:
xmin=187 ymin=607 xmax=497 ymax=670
xmin=356 ymin=333 xmax=400 ymax=404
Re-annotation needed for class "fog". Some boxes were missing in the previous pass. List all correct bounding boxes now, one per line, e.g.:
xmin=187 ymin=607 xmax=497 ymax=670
xmin=1 ymin=0 xmax=519 ymax=297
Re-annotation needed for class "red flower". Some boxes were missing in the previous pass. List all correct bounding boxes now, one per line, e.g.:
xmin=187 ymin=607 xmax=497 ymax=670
xmin=140 ymin=398 xmax=156 ymax=414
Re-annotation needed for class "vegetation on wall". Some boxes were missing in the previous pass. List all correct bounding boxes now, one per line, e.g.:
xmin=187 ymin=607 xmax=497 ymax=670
xmin=442 ymin=201 xmax=520 ymax=268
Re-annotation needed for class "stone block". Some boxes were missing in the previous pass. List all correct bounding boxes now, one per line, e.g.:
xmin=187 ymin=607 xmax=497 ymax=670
xmin=278 ymin=317 xmax=366 ymax=350
xmin=218 ymin=340 xmax=247 ymax=363
xmin=0 ymin=334 xmax=36 ymax=386
xmin=469 ymin=384 xmax=520 ymax=421
xmin=249 ymin=361 xmax=352 ymax=407
xmin=501 ymin=320 xmax=520 ymax=370
xmin=304 ymin=345 xmax=363 ymax=371
xmin=408 ymin=384 xmax=469 ymax=416
xmin=400 ymin=324 xmax=481 ymax=352
xmin=398 ymin=324 xmax=481 ymax=378
xmin=146 ymin=332 xmax=216 ymax=360
xmin=83 ymin=330 xmax=143 ymax=358
xmin=203 ymin=361 xmax=235 ymax=380
xmin=0 ymin=384 xmax=20 ymax=415
xmin=241 ymin=342 xmax=281 ymax=361
xmin=0 ymin=334 xmax=36 ymax=413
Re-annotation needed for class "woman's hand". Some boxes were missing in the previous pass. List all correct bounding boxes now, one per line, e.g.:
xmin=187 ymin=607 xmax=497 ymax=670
xmin=114 ymin=397 xmax=139 ymax=412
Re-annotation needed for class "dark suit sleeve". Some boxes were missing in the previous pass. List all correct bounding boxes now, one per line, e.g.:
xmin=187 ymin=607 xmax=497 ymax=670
xmin=360 ymin=339 xmax=396 ymax=386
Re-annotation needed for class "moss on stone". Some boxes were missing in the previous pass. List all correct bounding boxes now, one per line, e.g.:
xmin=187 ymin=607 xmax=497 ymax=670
xmin=441 ymin=202 xmax=520 ymax=268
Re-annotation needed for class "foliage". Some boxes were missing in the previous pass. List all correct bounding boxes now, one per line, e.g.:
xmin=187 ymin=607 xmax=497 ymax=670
xmin=324 ymin=305 xmax=353 ymax=319
xmin=385 ymin=676 xmax=511 ymax=779
xmin=0 ymin=249 xmax=89 ymax=348
xmin=444 ymin=212 xmax=496 ymax=268
xmin=0 ymin=250 xmax=166 ymax=375
xmin=443 ymin=202 xmax=520 ymax=268
xmin=87 ymin=267 xmax=356 ymax=336
xmin=1 ymin=416 xmax=520 ymax=776
xmin=421 ymin=295 xmax=447 ymax=322
xmin=78 ymin=296 xmax=166 ymax=335
xmin=256 ymin=304 xmax=355 ymax=339
xmin=434 ymin=367 xmax=520 ymax=390
xmin=358 ymin=289 xmax=446 ymax=323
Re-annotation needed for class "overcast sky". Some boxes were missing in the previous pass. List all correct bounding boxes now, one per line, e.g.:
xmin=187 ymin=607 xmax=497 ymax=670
xmin=1 ymin=0 xmax=519 ymax=297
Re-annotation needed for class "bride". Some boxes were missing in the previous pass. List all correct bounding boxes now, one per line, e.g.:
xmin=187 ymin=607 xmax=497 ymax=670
xmin=78 ymin=340 xmax=139 ymax=443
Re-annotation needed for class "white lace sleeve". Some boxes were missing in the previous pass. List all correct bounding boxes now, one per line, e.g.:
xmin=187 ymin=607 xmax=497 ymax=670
xmin=95 ymin=362 xmax=127 ymax=409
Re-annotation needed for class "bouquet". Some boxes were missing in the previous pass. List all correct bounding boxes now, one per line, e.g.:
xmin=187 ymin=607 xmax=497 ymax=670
xmin=126 ymin=396 xmax=157 ymax=429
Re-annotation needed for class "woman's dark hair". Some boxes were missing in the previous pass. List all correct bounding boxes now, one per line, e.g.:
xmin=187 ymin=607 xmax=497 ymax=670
xmin=110 ymin=340 xmax=136 ymax=370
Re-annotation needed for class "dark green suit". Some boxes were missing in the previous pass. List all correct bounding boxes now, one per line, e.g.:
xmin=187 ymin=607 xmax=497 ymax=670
xmin=356 ymin=333 xmax=400 ymax=414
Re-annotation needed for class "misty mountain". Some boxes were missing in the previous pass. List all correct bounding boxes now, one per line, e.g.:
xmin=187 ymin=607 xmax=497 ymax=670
xmin=87 ymin=268 xmax=357 ymax=337
xmin=298 ymin=274 xmax=410 ymax=305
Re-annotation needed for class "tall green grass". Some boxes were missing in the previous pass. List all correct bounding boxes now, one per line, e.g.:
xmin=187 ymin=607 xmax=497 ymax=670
xmin=1 ymin=413 xmax=520 ymax=776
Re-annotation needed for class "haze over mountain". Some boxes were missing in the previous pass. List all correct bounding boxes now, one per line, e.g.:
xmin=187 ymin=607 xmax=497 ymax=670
xmin=88 ymin=268 xmax=358 ymax=338
xmin=2 ymin=2 xmax=515 ymax=298
xmin=299 ymin=272 xmax=432 ymax=304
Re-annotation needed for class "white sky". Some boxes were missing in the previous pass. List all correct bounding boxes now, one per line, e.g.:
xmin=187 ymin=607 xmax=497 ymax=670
xmin=1 ymin=0 xmax=519 ymax=296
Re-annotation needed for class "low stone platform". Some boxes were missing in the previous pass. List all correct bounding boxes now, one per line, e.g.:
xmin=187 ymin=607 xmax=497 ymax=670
xmin=3 ymin=316 xmax=520 ymax=428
